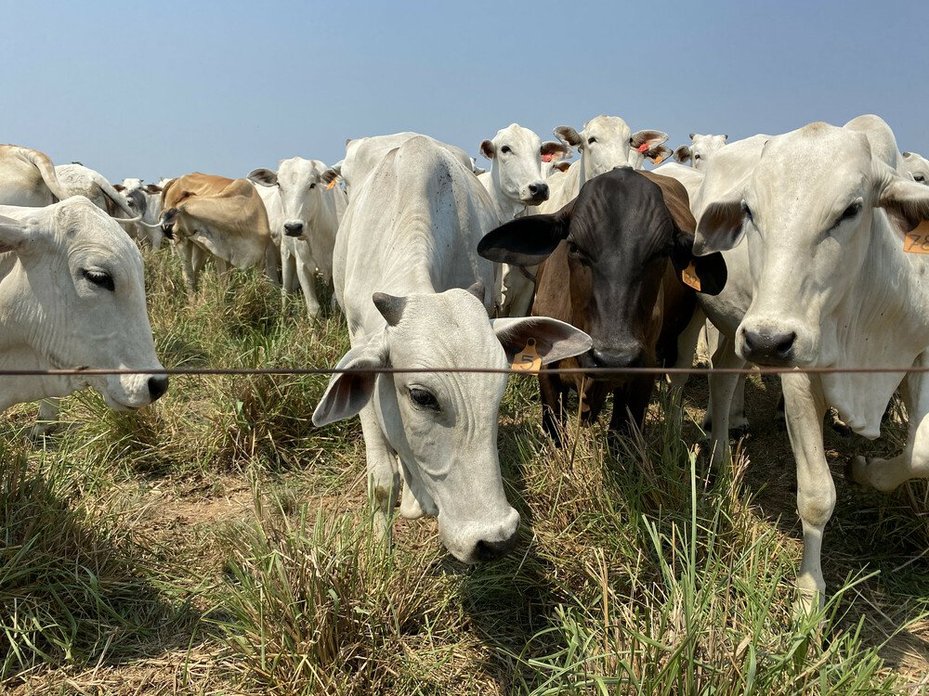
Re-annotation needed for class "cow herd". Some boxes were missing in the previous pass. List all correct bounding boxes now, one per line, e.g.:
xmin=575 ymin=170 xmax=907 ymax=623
xmin=2 ymin=111 xmax=929 ymax=614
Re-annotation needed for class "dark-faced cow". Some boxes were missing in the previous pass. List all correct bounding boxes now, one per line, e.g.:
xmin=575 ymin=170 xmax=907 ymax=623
xmin=478 ymin=167 xmax=726 ymax=443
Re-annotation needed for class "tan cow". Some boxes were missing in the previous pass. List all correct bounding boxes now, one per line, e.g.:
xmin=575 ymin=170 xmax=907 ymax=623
xmin=161 ymin=173 xmax=271 ymax=292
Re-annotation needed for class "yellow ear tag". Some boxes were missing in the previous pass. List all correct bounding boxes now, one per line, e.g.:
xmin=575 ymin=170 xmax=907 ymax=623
xmin=681 ymin=262 xmax=702 ymax=291
xmin=652 ymin=154 xmax=666 ymax=165
xmin=325 ymin=179 xmax=337 ymax=190
xmin=511 ymin=338 xmax=542 ymax=373
xmin=904 ymin=220 xmax=929 ymax=254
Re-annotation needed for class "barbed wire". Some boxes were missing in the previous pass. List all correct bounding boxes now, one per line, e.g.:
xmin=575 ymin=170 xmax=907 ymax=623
xmin=2 ymin=365 xmax=929 ymax=377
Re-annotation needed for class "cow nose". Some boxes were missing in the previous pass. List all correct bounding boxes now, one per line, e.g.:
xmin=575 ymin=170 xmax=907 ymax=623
xmin=527 ymin=182 xmax=549 ymax=200
xmin=591 ymin=348 xmax=644 ymax=369
xmin=283 ymin=221 xmax=304 ymax=237
xmin=147 ymin=375 xmax=169 ymax=402
xmin=741 ymin=327 xmax=796 ymax=363
xmin=473 ymin=533 xmax=518 ymax=562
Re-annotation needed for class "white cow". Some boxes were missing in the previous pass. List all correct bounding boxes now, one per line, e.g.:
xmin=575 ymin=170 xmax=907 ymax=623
xmin=0 ymin=145 xmax=68 ymax=207
xmin=313 ymin=136 xmax=591 ymax=563
xmin=476 ymin=124 xmax=568 ymax=316
xmin=902 ymin=151 xmax=929 ymax=185
xmin=248 ymin=158 xmax=348 ymax=319
xmin=54 ymin=164 xmax=137 ymax=220
xmin=0 ymin=197 xmax=167 ymax=416
xmin=324 ymin=132 xmax=478 ymax=197
xmin=116 ymin=179 xmax=165 ymax=249
xmin=247 ymin=176 xmax=285 ymax=286
xmin=673 ymin=133 xmax=729 ymax=170
xmin=538 ymin=115 xmax=670 ymax=213
xmin=691 ymin=115 xmax=929 ymax=609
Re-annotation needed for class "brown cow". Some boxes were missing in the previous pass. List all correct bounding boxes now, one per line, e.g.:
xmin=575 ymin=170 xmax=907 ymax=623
xmin=161 ymin=173 xmax=271 ymax=292
xmin=478 ymin=167 xmax=727 ymax=444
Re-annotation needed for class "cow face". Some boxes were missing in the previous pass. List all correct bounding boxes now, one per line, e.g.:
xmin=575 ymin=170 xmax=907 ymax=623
xmin=674 ymin=133 xmax=728 ymax=170
xmin=694 ymin=123 xmax=929 ymax=367
xmin=902 ymin=151 xmax=929 ymax=186
xmin=478 ymin=168 xmax=726 ymax=372
xmin=554 ymin=116 xmax=669 ymax=181
xmin=0 ymin=197 xmax=166 ymax=410
xmin=312 ymin=288 xmax=591 ymax=563
xmin=249 ymin=157 xmax=331 ymax=239
xmin=479 ymin=124 xmax=566 ymax=207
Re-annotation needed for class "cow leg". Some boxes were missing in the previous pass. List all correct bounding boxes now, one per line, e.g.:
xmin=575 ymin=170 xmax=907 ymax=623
xmin=500 ymin=265 xmax=535 ymax=317
xmin=782 ymin=372 xmax=833 ymax=612
xmin=295 ymin=245 xmax=322 ymax=320
xmin=358 ymin=403 xmax=400 ymax=540
xmin=669 ymin=308 xmax=706 ymax=392
xmin=281 ymin=241 xmax=299 ymax=295
xmin=190 ymin=244 xmax=209 ymax=292
xmin=31 ymin=398 xmax=60 ymax=436
xmin=729 ymin=373 xmax=749 ymax=434
xmin=852 ymin=357 xmax=929 ymax=491
xmin=264 ymin=241 xmax=282 ymax=287
xmin=178 ymin=240 xmax=198 ymax=294
xmin=706 ymin=333 xmax=747 ymax=469
xmin=608 ymin=377 xmax=653 ymax=437
xmin=539 ymin=372 xmax=567 ymax=446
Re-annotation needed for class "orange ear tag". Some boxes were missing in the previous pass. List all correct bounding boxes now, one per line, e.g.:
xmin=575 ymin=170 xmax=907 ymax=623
xmin=652 ymin=154 xmax=666 ymax=165
xmin=511 ymin=338 xmax=542 ymax=374
xmin=681 ymin=262 xmax=702 ymax=291
xmin=904 ymin=220 xmax=929 ymax=254
xmin=325 ymin=179 xmax=337 ymax=190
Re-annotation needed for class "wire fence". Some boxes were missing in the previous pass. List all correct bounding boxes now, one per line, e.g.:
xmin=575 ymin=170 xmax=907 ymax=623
xmin=1 ymin=365 xmax=929 ymax=377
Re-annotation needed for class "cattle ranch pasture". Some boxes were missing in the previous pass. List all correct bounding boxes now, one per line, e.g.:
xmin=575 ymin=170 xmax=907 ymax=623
xmin=1 ymin=251 xmax=929 ymax=695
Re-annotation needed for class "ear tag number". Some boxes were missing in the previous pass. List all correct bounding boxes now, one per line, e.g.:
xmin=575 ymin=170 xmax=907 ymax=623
xmin=904 ymin=220 xmax=929 ymax=254
xmin=652 ymin=154 xmax=665 ymax=165
xmin=681 ymin=262 xmax=702 ymax=291
xmin=512 ymin=338 xmax=542 ymax=373
xmin=325 ymin=179 xmax=337 ymax=190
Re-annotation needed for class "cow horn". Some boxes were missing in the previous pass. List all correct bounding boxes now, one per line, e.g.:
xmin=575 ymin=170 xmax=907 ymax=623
xmin=466 ymin=280 xmax=485 ymax=303
xmin=373 ymin=292 xmax=405 ymax=327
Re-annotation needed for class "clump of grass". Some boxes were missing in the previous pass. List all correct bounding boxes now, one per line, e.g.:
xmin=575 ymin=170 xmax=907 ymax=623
xmin=211 ymin=486 xmax=439 ymax=695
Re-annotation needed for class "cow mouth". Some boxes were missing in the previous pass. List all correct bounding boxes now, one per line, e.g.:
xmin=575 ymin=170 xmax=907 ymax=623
xmin=521 ymin=194 xmax=548 ymax=206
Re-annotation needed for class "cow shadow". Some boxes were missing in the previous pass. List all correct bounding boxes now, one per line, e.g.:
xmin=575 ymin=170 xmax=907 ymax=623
xmin=0 ymin=458 xmax=205 ymax=682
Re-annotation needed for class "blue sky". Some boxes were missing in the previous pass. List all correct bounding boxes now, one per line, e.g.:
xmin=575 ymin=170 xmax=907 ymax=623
xmin=2 ymin=1 xmax=926 ymax=183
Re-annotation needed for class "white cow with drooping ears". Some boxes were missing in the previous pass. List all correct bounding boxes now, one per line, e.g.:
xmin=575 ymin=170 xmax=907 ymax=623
xmin=673 ymin=133 xmax=729 ymax=170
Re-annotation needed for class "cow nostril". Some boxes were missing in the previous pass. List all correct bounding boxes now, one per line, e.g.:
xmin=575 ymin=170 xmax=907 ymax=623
xmin=147 ymin=375 xmax=169 ymax=402
xmin=528 ymin=182 xmax=549 ymax=199
xmin=742 ymin=328 xmax=796 ymax=361
xmin=774 ymin=332 xmax=797 ymax=356
xmin=283 ymin=222 xmax=304 ymax=236
xmin=473 ymin=535 xmax=517 ymax=562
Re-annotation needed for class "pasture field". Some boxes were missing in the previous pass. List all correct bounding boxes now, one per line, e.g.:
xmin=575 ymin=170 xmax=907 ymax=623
xmin=1 ymin=249 xmax=928 ymax=695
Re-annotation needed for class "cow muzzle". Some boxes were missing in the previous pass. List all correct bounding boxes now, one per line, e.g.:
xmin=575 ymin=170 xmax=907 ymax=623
xmin=738 ymin=321 xmax=799 ymax=366
xmin=283 ymin=221 xmax=304 ymax=237
xmin=521 ymin=181 xmax=550 ymax=205
xmin=441 ymin=507 xmax=520 ymax=564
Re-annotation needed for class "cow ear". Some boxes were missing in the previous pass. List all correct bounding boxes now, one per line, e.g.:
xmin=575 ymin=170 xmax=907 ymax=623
xmin=480 ymin=139 xmax=495 ymax=160
xmin=477 ymin=202 xmax=573 ymax=266
xmin=312 ymin=336 xmax=388 ymax=427
xmin=0 ymin=215 xmax=37 ymax=255
xmin=647 ymin=144 xmax=672 ymax=165
xmin=143 ymin=184 xmax=162 ymax=194
xmin=113 ymin=183 xmax=125 ymax=192
xmin=693 ymin=198 xmax=745 ymax=255
xmin=247 ymin=168 xmax=278 ymax=187
xmin=554 ymin=126 xmax=582 ymax=148
xmin=877 ymin=168 xmax=929 ymax=232
xmin=674 ymin=145 xmax=692 ymax=164
xmin=541 ymin=140 xmax=569 ymax=159
xmin=492 ymin=317 xmax=592 ymax=366
xmin=671 ymin=231 xmax=728 ymax=296
xmin=552 ymin=160 xmax=572 ymax=173
xmin=630 ymin=130 xmax=669 ymax=158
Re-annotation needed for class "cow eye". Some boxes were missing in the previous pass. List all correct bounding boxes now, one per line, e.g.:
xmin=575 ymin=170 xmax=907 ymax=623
xmin=82 ymin=268 xmax=115 ymax=292
xmin=915 ymin=175 xmax=926 ymax=183
xmin=408 ymin=386 xmax=440 ymax=411
xmin=740 ymin=201 xmax=753 ymax=223
xmin=500 ymin=145 xmax=512 ymax=154
xmin=834 ymin=201 xmax=862 ymax=228
xmin=694 ymin=154 xmax=702 ymax=160
xmin=587 ymin=137 xmax=597 ymax=145
xmin=309 ymin=183 xmax=317 ymax=189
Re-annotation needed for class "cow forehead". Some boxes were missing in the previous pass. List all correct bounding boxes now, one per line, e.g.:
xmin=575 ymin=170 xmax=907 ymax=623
xmin=573 ymin=170 xmax=673 ymax=243
xmin=751 ymin=125 xmax=873 ymax=203
xmin=53 ymin=198 xmax=143 ymax=268
xmin=584 ymin=115 xmax=632 ymax=141
xmin=278 ymin=157 xmax=325 ymax=184
xmin=493 ymin=124 xmax=540 ymax=148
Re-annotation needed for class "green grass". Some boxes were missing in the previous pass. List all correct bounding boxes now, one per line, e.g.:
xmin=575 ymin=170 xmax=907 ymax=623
xmin=0 ymin=248 xmax=926 ymax=694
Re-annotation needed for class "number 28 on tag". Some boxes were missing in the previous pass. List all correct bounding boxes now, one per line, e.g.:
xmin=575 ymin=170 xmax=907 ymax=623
xmin=904 ymin=220 xmax=929 ymax=254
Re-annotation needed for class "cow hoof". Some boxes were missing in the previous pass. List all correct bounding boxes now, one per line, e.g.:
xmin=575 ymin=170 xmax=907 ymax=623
xmin=729 ymin=424 xmax=751 ymax=440
xmin=828 ymin=411 xmax=853 ymax=438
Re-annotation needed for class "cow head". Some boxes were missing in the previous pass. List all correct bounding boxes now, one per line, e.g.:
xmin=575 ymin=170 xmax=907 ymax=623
xmin=673 ymin=133 xmax=728 ymax=170
xmin=694 ymin=121 xmax=929 ymax=367
xmin=554 ymin=116 xmax=669 ymax=183
xmin=902 ymin=151 xmax=929 ymax=185
xmin=479 ymin=124 xmax=568 ymax=208
xmin=312 ymin=287 xmax=591 ymax=563
xmin=0 ymin=197 xmax=166 ymax=410
xmin=478 ymin=168 xmax=726 ymax=372
xmin=248 ymin=157 xmax=337 ymax=239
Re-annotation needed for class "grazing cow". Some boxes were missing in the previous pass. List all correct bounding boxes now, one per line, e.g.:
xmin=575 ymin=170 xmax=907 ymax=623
xmin=115 ymin=179 xmax=165 ymax=249
xmin=902 ymin=151 xmax=929 ymax=184
xmin=0 ymin=145 xmax=68 ymax=207
xmin=691 ymin=115 xmax=929 ymax=609
xmin=54 ymin=164 xmax=137 ymax=220
xmin=312 ymin=136 xmax=592 ymax=563
xmin=478 ymin=167 xmax=726 ymax=443
xmin=673 ymin=133 xmax=729 ymax=170
xmin=476 ymin=123 xmax=569 ymax=316
xmin=248 ymin=158 xmax=348 ymax=319
xmin=160 ymin=173 xmax=271 ymax=293
xmin=323 ymin=132 xmax=478 ymax=197
xmin=538 ymin=115 xmax=670 ymax=213
xmin=0 ymin=197 xmax=167 ymax=415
